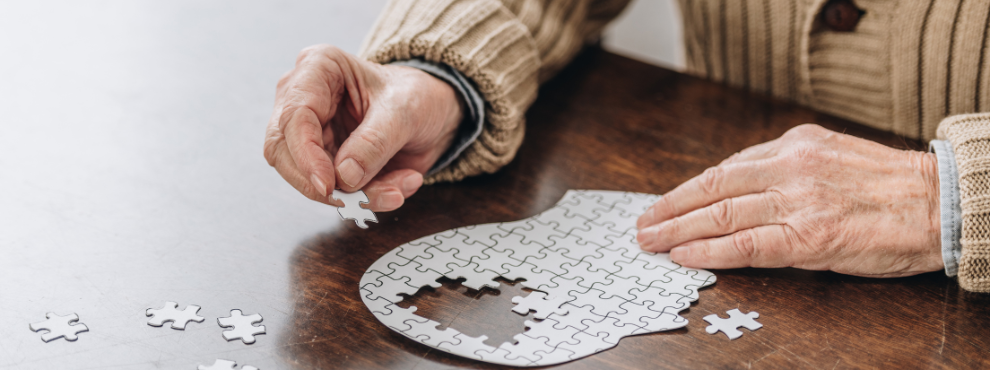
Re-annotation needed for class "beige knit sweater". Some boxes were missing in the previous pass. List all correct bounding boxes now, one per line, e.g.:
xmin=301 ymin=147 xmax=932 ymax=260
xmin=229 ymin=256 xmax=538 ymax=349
xmin=359 ymin=0 xmax=990 ymax=292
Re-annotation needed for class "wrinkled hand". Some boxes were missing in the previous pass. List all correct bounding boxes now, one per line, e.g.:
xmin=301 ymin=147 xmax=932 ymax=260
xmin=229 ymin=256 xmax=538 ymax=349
xmin=637 ymin=124 xmax=943 ymax=278
xmin=264 ymin=45 xmax=463 ymax=211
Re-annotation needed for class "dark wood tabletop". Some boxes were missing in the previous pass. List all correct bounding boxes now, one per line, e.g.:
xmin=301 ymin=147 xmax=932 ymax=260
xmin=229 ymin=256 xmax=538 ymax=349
xmin=284 ymin=48 xmax=990 ymax=369
xmin=2 ymin=14 xmax=987 ymax=366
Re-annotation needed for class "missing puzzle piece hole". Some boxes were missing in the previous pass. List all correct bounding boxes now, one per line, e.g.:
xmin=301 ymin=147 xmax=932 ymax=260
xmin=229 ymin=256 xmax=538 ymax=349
xmin=395 ymin=276 xmax=541 ymax=348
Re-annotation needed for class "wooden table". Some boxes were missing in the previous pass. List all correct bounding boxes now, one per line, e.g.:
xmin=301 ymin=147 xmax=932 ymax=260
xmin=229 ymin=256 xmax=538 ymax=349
xmin=1 ymin=9 xmax=986 ymax=366
xmin=287 ymin=49 xmax=990 ymax=369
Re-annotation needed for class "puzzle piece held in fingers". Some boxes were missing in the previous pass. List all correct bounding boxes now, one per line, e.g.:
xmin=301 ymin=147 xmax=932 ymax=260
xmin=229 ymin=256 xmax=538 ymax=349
xmin=332 ymin=189 xmax=378 ymax=229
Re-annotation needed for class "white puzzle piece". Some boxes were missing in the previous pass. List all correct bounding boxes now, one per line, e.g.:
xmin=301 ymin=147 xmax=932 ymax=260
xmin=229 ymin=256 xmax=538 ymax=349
xmin=522 ymin=318 xmax=580 ymax=348
xmin=359 ymin=190 xmax=717 ymax=366
xmin=198 ymin=359 xmax=237 ymax=370
xmin=438 ymin=333 xmax=490 ymax=359
xmin=704 ymin=308 xmax=762 ymax=340
xmin=332 ymin=189 xmax=378 ymax=229
xmin=197 ymin=359 xmax=259 ymax=370
xmin=146 ymin=301 xmax=205 ymax=330
xmin=217 ymin=309 xmax=266 ymax=344
xmin=29 ymin=312 xmax=89 ymax=342
xmin=511 ymin=291 xmax=570 ymax=319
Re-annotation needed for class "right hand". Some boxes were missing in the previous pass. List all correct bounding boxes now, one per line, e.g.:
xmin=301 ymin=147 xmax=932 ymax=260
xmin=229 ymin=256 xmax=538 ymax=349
xmin=264 ymin=45 xmax=464 ymax=211
xmin=635 ymin=124 xmax=942 ymax=278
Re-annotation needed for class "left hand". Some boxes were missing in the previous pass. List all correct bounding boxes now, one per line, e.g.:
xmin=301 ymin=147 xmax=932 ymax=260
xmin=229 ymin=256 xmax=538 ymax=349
xmin=636 ymin=124 xmax=943 ymax=278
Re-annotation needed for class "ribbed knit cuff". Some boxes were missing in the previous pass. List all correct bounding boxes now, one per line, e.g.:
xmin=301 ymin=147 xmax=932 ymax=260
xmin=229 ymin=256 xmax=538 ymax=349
xmin=937 ymin=113 xmax=990 ymax=292
xmin=930 ymin=140 xmax=963 ymax=277
xmin=390 ymin=59 xmax=486 ymax=177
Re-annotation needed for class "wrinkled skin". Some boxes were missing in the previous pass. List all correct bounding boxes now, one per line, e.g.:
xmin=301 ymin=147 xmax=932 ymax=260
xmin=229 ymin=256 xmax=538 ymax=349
xmin=265 ymin=47 xmax=943 ymax=278
xmin=636 ymin=124 xmax=943 ymax=278
xmin=264 ymin=45 xmax=463 ymax=211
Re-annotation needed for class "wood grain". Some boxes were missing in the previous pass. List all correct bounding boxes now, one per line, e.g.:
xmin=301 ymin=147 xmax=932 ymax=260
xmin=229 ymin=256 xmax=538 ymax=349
xmin=280 ymin=48 xmax=989 ymax=369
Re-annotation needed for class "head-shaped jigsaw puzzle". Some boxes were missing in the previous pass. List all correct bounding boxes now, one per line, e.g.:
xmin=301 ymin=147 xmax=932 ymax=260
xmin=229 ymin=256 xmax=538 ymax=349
xmin=359 ymin=190 xmax=716 ymax=366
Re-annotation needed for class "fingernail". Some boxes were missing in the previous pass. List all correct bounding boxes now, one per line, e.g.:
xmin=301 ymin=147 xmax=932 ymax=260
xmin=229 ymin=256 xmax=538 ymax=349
xmin=338 ymin=158 xmax=365 ymax=187
xmin=637 ymin=227 xmax=658 ymax=248
xmin=377 ymin=190 xmax=404 ymax=210
xmin=401 ymin=174 xmax=423 ymax=194
xmin=310 ymin=174 xmax=327 ymax=197
xmin=637 ymin=212 xmax=654 ymax=229
xmin=670 ymin=246 xmax=690 ymax=262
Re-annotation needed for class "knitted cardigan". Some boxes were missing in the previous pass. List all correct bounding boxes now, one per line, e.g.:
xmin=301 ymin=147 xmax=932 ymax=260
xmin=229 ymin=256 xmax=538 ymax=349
xmin=359 ymin=0 xmax=990 ymax=292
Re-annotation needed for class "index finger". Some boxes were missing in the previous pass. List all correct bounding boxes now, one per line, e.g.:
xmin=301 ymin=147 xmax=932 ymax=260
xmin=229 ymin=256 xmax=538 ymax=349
xmin=273 ymin=55 xmax=349 ymax=198
xmin=281 ymin=106 xmax=337 ymax=198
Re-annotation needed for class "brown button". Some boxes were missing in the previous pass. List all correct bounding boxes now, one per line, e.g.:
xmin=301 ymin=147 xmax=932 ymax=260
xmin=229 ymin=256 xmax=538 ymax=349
xmin=822 ymin=0 xmax=862 ymax=32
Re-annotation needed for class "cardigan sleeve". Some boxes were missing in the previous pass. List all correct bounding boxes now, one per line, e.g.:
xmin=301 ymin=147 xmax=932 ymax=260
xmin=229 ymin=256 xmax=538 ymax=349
xmin=937 ymin=113 xmax=990 ymax=292
xmin=358 ymin=0 xmax=631 ymax=183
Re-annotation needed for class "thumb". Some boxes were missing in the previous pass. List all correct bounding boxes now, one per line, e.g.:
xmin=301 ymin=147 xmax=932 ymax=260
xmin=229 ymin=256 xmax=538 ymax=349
xmin=334 ymin=108 xmax=409 ymax=191
xmin=361 ymin=169 xmax=424 ymax=212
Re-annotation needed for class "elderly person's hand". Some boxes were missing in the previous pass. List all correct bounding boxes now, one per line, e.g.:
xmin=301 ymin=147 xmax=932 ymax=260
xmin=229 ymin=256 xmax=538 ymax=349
xmin=264 ymin=45 xmax=463 ymax=211
xmin=636 ymin=124 xmax=943 ymax=278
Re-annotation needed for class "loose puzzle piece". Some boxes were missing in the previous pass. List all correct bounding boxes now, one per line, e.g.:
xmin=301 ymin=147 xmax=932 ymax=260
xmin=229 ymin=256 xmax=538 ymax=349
xmin=359 ymin=190 xmax=717 ymax=366
xmin=217 ymin=309 xmax=266 ymax=344
xmin=197 ymin=359 xmax=259 ymax=370
xmin=332 ymin=189 xmax=378 ymax=229
xmin=704 ymin=308 xmax=762 ymax=340
xmin=146 ymin=301 xmax=205 ymax=330
xmin=29 ymin=312 xmax=89 ymax=342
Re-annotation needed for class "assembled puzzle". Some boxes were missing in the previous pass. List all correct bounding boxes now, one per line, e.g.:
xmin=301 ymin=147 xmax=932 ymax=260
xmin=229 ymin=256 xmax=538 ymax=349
xmin=359 ymin=190 xmax=716 ymax=366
